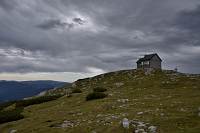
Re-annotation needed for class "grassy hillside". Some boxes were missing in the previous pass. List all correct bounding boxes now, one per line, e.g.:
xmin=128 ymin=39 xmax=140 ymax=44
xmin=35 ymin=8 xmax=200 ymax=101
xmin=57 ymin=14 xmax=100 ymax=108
xmin=0 ymin=69 xmax=200 ymax=133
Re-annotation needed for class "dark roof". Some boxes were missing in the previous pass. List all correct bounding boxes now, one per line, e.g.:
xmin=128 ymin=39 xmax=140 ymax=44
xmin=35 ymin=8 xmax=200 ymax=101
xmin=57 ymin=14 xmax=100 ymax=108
xmin=136 ymin=53 xmax=162 ymax=63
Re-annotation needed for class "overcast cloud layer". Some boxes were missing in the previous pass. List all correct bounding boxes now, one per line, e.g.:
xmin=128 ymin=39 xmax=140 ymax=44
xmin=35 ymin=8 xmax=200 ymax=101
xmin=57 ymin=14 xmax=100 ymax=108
xmin=0 ymin=0 xmax=200 ymax=81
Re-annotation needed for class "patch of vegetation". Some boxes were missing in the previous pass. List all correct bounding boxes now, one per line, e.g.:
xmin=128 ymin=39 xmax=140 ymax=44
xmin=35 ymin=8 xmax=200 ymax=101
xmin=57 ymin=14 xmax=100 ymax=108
xmin=93 ymin=87 xmax=107 ymax=92
xmin=72 ymin=88 xmax=82 ymax=93
xmin=16 ymin=95 xmax=63 ymax=108
xmin=0 ymin=95 xmax=63 ymax=124
xmin=0 ymin=108 xmax=24 ymax=124
xmin=0 ymin=101 xmax=16 ymax=111
xmin=86 ymin=92 xmax=107 ymax=101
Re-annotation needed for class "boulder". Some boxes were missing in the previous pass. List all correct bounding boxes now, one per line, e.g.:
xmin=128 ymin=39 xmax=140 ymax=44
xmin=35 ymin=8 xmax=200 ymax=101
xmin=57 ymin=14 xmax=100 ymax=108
xmin=137 ymin=112 xmax=144 ymax=115
xmin=117 ymin=99 xmax=129 ymax=103
xmin=148 ymin=126 xmax=157 ymax=133
xmin=122 ymin=118 xmax=129 ymax=129
xmin=9 ymin=130 xmax=17 ymax=133
xmin=137 ymin=123 xmax=147 ymax=129
xmin=61 ymin=120 xmax=74 ymax=128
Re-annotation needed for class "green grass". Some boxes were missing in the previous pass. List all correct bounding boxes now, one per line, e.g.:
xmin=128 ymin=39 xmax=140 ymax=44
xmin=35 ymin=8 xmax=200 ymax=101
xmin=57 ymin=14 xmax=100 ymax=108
xmin=0 ymin=69 xmax=200 ymax=133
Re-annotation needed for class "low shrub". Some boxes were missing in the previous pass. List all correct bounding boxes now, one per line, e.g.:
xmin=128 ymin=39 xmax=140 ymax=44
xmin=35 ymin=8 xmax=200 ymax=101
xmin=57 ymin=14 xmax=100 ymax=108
xmin=93 ymin=87 xmax=107 ymax=92
xmin=0 ymin=108 xmax=24 ymax=124
xmin=72 ymin=88 xmax=82 ymax=93
xmin=86 ymin=92 xmax=107 ymax=101
xmin=16 ymin=95 xmax=62 ymax=108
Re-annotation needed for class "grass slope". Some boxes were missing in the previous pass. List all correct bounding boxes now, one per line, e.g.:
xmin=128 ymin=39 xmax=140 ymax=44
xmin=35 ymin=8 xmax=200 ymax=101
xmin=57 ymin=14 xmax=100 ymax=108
xmin=0 ymin=69 xmax=200 ymax=133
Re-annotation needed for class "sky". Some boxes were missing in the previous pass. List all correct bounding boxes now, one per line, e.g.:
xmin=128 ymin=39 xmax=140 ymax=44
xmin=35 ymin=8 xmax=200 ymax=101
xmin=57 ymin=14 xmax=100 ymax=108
xmin=0 ymin=0 xmax=200 ymax=82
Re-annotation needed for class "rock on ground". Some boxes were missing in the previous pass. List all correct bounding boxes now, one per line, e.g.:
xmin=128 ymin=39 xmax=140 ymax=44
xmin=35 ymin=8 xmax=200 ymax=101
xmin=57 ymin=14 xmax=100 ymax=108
xmin=148 ymin=126 xmax=157 ymax=133
xmin=9 ymin=130 xmax=17 ymax=133
xmin=122 ymin=118 xmax=129 ymax=128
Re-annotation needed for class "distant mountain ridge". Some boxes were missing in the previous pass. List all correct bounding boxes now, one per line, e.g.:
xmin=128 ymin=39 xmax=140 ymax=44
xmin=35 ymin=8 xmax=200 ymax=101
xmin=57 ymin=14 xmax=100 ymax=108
xmin=0 ymin=80 xmax=71 ymax=102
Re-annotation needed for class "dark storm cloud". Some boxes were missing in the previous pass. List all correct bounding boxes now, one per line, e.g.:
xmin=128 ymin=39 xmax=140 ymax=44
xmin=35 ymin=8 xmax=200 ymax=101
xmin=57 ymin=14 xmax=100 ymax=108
xmin=36 ymin=19 xmax=74 ymax=30
xmin=172 ymin=5 xmax=200 ymax=48
xmin=176 ymin=5 xmax=200 ymax=32
xmin=158 ymin=5 xmax=200 ymax=54
xmin=0 ymin=0 xmax=18 ymax=11
xmin=73 ymin=18 xmax=85 ymax=25
xmin=0 ymin=0 xmax=200 ymax=74
xmin=36 ymin=17 xmax=86 ymax=30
